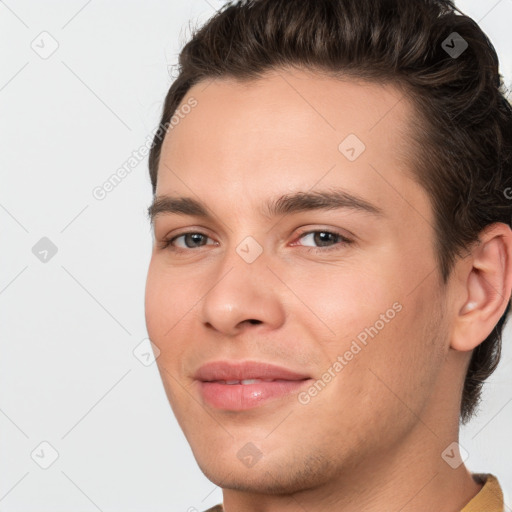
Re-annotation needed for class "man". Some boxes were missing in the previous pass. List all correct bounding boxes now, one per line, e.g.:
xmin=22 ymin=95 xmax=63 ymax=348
xmin=144 ymin=0 xmax=512 ymax=510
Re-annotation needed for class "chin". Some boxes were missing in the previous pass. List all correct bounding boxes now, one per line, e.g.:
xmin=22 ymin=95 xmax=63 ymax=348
xmin=193 ymin=447 xmax=338 ymax=495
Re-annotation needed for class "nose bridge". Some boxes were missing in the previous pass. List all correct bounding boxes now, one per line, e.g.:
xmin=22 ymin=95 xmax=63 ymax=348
xmin=199 ymin=234 xmax=285 ymax=334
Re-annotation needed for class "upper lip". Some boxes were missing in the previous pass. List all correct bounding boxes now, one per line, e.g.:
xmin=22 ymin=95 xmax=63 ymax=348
xmin=194 ymin=361 xmax=311 ymax=382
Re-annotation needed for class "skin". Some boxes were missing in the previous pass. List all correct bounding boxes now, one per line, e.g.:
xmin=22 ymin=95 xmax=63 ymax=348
xmin=144 ymin=68 xmax=512 ymax=512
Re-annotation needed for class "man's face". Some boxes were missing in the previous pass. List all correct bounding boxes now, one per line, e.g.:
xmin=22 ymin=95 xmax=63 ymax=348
xmin=145 ymin=70 xmax=451 ymax=492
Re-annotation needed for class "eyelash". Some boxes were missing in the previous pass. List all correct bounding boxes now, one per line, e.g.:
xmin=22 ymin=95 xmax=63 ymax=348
xmin=159 ymin=229 xmax=352 ymax=254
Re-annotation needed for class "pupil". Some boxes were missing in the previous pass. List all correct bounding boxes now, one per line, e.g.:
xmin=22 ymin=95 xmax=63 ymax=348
xmin=187 ymin=233 xmax=204 ymax=247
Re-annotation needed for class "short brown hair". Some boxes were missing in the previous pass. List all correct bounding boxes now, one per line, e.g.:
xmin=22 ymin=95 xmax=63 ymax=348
xmin=148 ymin=0 xmax=512 ymax=424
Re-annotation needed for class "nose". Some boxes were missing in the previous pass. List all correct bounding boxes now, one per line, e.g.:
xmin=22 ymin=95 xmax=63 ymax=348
xmin=200 ymin=255 xmax=286 ymax=337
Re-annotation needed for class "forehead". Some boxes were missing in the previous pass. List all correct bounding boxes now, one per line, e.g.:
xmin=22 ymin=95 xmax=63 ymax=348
xmin=156 ymin=69 xmax=430 ymax=229
xmin=163 ymin=69 xmax=414 ymax=154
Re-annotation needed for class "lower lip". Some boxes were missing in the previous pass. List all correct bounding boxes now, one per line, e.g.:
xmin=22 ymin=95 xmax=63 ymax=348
xmin=198 ymin=379 xmax=312 ymax=410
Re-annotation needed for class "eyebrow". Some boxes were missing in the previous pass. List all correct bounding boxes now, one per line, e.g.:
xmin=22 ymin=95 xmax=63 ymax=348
xmin=147 ymin=188 xmax=384 ymax=224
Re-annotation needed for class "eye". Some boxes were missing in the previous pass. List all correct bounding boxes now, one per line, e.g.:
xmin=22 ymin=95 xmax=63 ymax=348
xmin=293 ymin=230 xmax=352 ymax=253
xmin=159 ymin=229 xmax=352 ymax=254
xmin=160 ymin=232 xmax=215 ymax=251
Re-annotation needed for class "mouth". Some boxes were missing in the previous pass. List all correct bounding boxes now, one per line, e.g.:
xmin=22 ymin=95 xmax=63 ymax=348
xmin=194 ymin=360 xmax=313 ymax=411
xmin=208 ymin=378 xmax=303 ymax=385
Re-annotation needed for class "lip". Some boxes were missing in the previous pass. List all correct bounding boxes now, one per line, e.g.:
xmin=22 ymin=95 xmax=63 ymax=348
xmin=194 ymin=360 xmax=311 ymax=382
xmin=194 ymin=360 xmax=312 ymax=411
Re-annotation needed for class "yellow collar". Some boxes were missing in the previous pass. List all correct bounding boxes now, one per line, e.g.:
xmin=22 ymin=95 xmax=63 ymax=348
xmin=460 ymin=474 xmax=504 ymax=512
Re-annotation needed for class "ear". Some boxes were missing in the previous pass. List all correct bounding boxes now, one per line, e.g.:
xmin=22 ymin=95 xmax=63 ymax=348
xmin=451 ymin=222 xmax=512 ymax=352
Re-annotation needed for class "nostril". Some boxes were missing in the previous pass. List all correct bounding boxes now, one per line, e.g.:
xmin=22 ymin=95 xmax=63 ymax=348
xmin=247 ymin=319 xmax=262 ymax=325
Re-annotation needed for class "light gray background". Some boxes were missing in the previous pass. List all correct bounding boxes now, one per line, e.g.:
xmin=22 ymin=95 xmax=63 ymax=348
xmin=1 ymin=1 xmax=511 ymax=510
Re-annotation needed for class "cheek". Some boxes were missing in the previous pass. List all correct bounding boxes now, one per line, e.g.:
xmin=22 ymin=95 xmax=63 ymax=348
xmin=144 ymin=260 xmax=188 ymax=346
xmin=144 ymin=260 xmax=199 ymax=371
xmin=344 ymin=280 xmax=446 ymax=417
xmin=293 ymin=256 xmax=441 ymax=395
xmin=144 ymin=262 xmax=165 ymax=338
xmin=287 ymin=263 xmax=395 ymax=346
